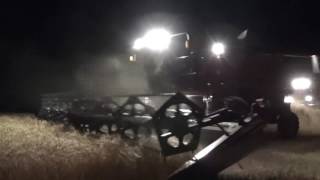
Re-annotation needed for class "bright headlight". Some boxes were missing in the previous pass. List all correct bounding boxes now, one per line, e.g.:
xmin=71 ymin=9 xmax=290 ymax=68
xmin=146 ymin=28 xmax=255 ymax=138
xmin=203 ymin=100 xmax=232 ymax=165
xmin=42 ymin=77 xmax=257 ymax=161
xmin=133 ymin=28 xmax=172 ymax=52
xmin=284 ymin=95 xmax=294 ymax=104
xmin=211 ymin=42 xmax=225 ymax=58
xmin=305 ymin=95 xmax=313 ymax=102
xmin=291 ymin=77 xmax=312 ymax=90
xmin=143 ymin=29 xmax=171 ymax=51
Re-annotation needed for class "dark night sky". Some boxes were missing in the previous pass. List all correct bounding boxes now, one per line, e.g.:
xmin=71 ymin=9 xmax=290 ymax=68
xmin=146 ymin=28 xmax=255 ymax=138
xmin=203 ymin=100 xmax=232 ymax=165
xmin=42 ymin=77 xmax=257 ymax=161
xmin=0 ymin=0 xmax=319 ymax=112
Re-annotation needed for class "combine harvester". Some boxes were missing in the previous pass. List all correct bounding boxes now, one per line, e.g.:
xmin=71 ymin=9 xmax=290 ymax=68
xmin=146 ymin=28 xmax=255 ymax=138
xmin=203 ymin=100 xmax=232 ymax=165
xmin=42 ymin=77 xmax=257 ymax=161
xmin=38 ymin=28 xmax=319 ymax=179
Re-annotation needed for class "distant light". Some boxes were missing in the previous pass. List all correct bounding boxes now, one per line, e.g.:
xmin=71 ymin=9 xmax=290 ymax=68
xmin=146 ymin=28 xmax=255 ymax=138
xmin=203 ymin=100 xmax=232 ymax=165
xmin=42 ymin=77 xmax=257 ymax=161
xmin=129 ymin=55 xmax=135 ymax=62
xmin=291 ymin=77 xmax=312 ymax=90
xmin=211 ymin=42 xmax=225 ymax=58
xmin=305 ymin=95 xmax=313 ymax=102
xmin=133 ymin=28 xmax=172 ymax=52
xmin=284 ymin=95 xmax=294 ymax=104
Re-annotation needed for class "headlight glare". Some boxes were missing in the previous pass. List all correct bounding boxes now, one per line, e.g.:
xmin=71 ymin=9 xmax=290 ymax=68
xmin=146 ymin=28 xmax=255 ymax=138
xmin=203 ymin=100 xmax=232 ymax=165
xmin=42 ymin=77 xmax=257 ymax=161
xmin=211 ymin=42 xmax=225 ymax=58
xmin=284 ymin=95 xmax=294 ymax=104
xmin=305 ymin=95 xmax=313 ymax=102
xmin=291 ymin=77 xmax=312 ymax=90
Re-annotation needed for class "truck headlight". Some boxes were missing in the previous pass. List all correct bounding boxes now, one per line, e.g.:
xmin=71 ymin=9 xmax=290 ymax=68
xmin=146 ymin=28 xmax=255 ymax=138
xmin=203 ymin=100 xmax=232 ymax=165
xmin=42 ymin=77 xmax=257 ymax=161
xmin=291 ymin=77 xmax=312 ymax=90
xmin=304 ymin=95 xmax=313 ymax=102
xmin=284 ymin=95 xmax=294 ymax=104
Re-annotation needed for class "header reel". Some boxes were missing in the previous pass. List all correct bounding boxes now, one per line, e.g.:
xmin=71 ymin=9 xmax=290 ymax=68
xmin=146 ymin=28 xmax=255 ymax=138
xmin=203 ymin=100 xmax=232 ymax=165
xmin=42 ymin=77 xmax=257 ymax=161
xmin=40 ymin=92 xmax=264 ymax=157
xmin=153 ymin=93 xmax=204 ymax=156
xmin=39 ymin=92 xmax=267 ymax=179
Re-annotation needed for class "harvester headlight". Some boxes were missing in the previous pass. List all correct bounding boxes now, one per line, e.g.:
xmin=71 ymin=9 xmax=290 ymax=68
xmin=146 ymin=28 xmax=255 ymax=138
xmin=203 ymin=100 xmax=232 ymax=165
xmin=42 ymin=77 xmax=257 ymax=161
xmin=211 ymin=42 xmax=225 ymax=58
xmin=291 ymin=77 xmax=312 ymax=90
xmin=133 ymin=28 xmax=172 ymax=52
xmin=304 ymin=95 xmax=313 ymax=102
xmin=284 ymin=95 xmax=294 ymax=104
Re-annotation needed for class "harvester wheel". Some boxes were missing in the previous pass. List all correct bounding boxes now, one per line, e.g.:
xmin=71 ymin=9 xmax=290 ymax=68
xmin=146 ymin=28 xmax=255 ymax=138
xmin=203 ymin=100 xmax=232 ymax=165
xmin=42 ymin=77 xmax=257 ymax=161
xmin=277 ymin=111 xmax=299 ymax=138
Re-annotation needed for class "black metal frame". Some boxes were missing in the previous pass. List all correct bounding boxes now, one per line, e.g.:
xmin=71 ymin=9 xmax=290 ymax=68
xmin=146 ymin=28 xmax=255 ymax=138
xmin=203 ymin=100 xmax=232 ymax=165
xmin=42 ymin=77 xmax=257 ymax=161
xmin=38 ymin=92 xmax=267 ymax=179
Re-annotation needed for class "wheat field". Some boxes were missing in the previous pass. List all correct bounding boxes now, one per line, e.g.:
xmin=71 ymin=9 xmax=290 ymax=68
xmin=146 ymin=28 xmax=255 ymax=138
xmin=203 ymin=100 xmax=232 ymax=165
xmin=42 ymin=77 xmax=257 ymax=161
xmin=0 ymin=114 xmax=189 ymax=180
xmin=221 ymin=104 xmax=320 ymax=180
xmin=0 ymin=104 xmax=319 ymax=180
